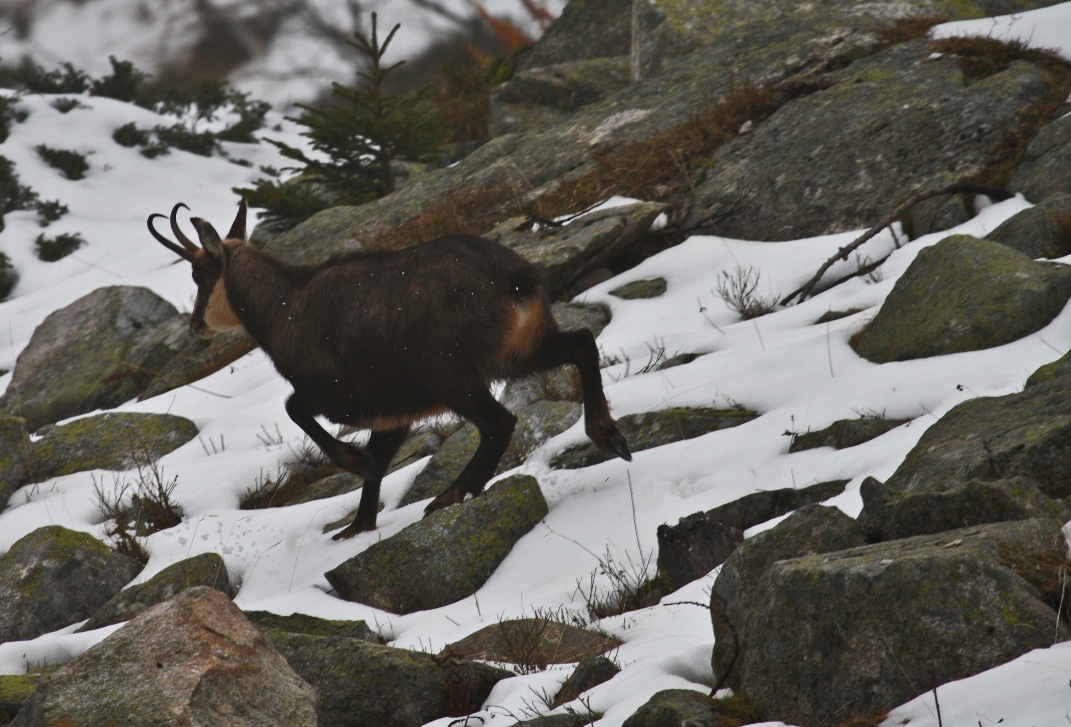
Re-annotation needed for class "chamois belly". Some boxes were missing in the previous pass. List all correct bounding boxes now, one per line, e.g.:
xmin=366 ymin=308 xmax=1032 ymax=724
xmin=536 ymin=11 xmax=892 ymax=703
xmin=290 ymin=370 xmax=456 ymax=432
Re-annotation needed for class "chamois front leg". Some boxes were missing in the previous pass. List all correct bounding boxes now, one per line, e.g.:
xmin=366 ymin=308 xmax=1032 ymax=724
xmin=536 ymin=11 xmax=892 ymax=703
xmin=332 ymin=426 xmax=409 ymax=540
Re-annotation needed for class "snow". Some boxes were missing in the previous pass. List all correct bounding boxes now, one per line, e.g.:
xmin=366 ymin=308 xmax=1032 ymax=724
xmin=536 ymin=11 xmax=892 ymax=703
xmin=2 ymin=3 xmax=1071 ymax=725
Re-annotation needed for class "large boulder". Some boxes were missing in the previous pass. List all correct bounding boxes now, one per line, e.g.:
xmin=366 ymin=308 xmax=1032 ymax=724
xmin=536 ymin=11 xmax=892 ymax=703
xmin=853 ymin=235 xmax=1071 ymax=363
xmin=859 ymin=351 xmax=1071 ymax=540
xmin=736 ymin=519 xmax=1070 ymax=725
xmin=30 ymin=411 xmax=199 ymax=481
xmin=710 ymin=505 xmax=865 ymax=691
xmin=621 ymin=689 xmax=720 ymax=727
xmin=11 ymin=586 xmax=317 ymax=726
xmin=441 ymin=619 xmax=622 ymax=669
xmin=685 ymin=40 xmax=1060 ymax=240
xmin=1011 ymin=110 xmax=1071 ymax=201
xmin=0 ymin=525 xmax=141 ymax=644
xmin=0 ymin=415 xmax=30 ymax=509
xmin=0 ymin=286 xmax=195 ymax=430
xmin=139 ymin=329 xmax=257 ymax=401
xmin=78 ymin=552 xmax=233 ymax=632
xmin=326 ymin=475 xmax=548 ymax=614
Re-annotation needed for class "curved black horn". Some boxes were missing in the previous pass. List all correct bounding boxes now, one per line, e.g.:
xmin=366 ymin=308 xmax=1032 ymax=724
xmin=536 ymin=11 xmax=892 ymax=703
xmin=147 ymin=211 xmax=196 ymax=262
xmin=169 ymin=203 xmax=200 ymax=253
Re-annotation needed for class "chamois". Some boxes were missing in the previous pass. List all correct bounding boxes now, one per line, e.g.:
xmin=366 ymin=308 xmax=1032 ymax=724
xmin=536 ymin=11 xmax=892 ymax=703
xmin=148 ymin=199 xmax=631 ymax=539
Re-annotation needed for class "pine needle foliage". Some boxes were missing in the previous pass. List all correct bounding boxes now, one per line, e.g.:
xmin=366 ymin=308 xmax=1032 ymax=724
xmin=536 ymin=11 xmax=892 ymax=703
xmin=238 ymin=14 xmax=449 ymax=231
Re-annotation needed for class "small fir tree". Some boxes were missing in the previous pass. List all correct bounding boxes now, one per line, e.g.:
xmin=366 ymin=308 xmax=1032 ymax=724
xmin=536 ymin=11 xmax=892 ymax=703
xmin=238 ymin=14 xmax=449 ymax=230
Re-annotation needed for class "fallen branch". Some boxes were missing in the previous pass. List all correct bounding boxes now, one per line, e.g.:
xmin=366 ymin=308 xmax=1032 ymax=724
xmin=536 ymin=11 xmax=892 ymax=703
xmin=781 ymin=181 xmax=1012 ymax=305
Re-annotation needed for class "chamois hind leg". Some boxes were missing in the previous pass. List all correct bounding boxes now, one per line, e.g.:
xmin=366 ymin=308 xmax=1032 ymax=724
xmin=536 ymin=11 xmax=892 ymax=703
xmin=332 ymin=426 xmax=410 ymax=540
xmin=424 ymin=387 xmax=517 ymax=516
xmin=526 ymin=329 xmax=631 ymax=461
xmin=285 ymin=393 xmax=376 ymax=477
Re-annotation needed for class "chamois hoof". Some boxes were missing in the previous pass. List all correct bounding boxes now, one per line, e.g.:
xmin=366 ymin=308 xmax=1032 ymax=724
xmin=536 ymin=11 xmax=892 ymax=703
xmin=424 ymin=489 xmax=467 ymax=516
xmin=593 ymin=422 xmax=632 ymax=462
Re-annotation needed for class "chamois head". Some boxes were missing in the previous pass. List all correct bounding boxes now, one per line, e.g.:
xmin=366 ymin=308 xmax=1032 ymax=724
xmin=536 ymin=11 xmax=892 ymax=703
xmin=147 ymin=200 xmax=247 ymax=338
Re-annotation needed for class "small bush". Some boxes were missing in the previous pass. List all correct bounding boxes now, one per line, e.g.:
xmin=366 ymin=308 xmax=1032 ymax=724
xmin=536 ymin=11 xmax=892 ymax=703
xmin=0 ymin=252 xmax=14 ymax=301
xmin=11 ymin=60 xmax=90 ymax=94
xmin=0 ymin=154 xmax=39 ymax=225
xmin=35 ymin=144 xmax=89 ymax=180
xmin=51 ymin=97 xmax=86 ymax=113
xmin=89 ymin=57 xmax=151 ymax=102
xmin=0 ymin=95 xmax=27 ymax=143
xmin=93 ymin=455 xmax=185 ymax=564
xmin=714 ymin=266 xmax=779 ymax=320
xmin=35 ymin=199 xmax=69 ymax=226
xmin=35 ymin=231 xmax=85 ymax=261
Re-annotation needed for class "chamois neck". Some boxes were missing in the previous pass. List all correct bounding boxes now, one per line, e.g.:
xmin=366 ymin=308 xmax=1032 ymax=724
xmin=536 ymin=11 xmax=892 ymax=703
xmin=222 ymin=245 xmax=310 ymax=348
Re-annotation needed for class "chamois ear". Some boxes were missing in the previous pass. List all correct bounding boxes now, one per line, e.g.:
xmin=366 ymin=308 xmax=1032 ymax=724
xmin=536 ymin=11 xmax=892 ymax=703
xmin=191 ymin=217 xmax=225 ymax=258
xmin=226 ymin=198 xmax=247 ymax=241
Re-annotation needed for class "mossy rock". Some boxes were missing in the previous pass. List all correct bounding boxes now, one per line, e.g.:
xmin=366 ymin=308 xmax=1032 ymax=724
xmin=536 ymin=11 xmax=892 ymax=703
xmin=710 ymin=505 xmax=865 ymax=692
xmin=610 ymin=277 xmax=667 ymax=299
xmin=78 ymin=553 xmax=233 ymax=632
xmin=268 ymin=632 xmax=509 ymax=727
xmin=139 ymin=328 xmax=256 ymax=401
xmin=987 ymin=193 xmax=1071 ymax=259
xmin=401 ymin=400 xmax=579 ymax=508
xmin=854 ymin=235 xmax=1071 ymax=363
xmin=0 ymin=415 xmax=31 ymax=509
xmin=0 ymin=525 xmax=142 ymax=644
xmin=325 ymin=475 xmax=548 ymax=614
xmin=621 ymin=689 xmax=720 ymax=727
xmin=552 ymin=655 xmax=620 ymax=708
xmin=0 ymin=674 xmax=39 ymax=723
xmin=0 ymin=286 xmax=194 ymax=430
xmin=440 ymin=619 xmax=622 ymax=666
xmin=246 ymin=610 xmax=383 ymax=643
xmin=552 ymin=406 xmax=758 ymax=469
xmin=737 ymin=519 xmax=1069 ymax=725
xmin=788 ymin=415 xmax=908 ymax=452
xmin=31 ymin=412 xmax=198 ymax=481
xmin=858 ymin=354 xmax=1071 ymax=540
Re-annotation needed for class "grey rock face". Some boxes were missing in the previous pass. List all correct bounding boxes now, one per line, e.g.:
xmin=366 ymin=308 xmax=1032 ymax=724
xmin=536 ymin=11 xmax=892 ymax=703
xmin=987 ymin=193 xmax=1071 ymax=259
xmin=0 ymin=286 xmax=195 ymax=430
xmin=854 ymin=235 xmax=1071 ymax=363
xmin=0 ymin=416 xmax=31 ymax=510
xmin=11 ymin=587 xmax=317 ymax=727
xmin=325 ymin=475 xmax=548 ymax=614
xmin=0 ymin=525 xmax=142 ymax=644
xmin=736 ymin=519 xmax=1069 ymax=725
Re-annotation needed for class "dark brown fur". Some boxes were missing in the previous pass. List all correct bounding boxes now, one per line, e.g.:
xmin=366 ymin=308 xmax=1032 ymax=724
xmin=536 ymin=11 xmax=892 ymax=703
xmin=148 ymin=200 xmax=631 ymax=538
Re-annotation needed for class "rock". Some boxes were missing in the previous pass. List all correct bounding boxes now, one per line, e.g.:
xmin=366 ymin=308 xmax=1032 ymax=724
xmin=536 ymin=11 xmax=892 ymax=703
xmin=552 ymin=656 xmax=620 ymax=708
xmin=515 ymin=0 xmax=632 ymax=72
xmin=552 ymin=407 xmax=758 ymax=469
xmin=30 ymin=412 xmax=199 ymax=481
xmin=621 ymin=689 xmax=720 ymax=727
xmin=0 ymin=525 xmax=141 ymax=644
xmin=859 ymin=352 xmax=1071 ymax=540
xmin=139 ymin=328 xmax=257 ymax=401
xmin=268 ymin=631 xmax=507 ymax=727
xmin=78 ymin=552 xmax=233 ymax=632
xmin=326 ymin=475 xmax=548 ymax=614
xmin=514 ymin=716 xmax=594 ymax=727
xmin=552 ymin=301 xmax=612 ymax=337
xmin=11 ymin=586 xmax=317 ymax=727
xmin=493 ymin=202 xmax=667 ymax=300
xmin=0 ymin=286 xmax=195 ymax=430
xmin=901 ymin=190 xmax=977 ymax=239
xmin=853 ymin=235 xmax=1071 ymax=363
xmin=1011 ymin=110 xmax=1071 ymax=201
xmin=492 ymin=57 xmax=632 ymax=137
xmin=0 ymin=416 xmax=30 ymax=509
xmin=0 ymin=675 xmax=38 ymax=724
xmin=441 ymin=619 xmax=622 ymax=669
xmin=710 ymin=505 xmax=865 ymax=691
xmin=696 ymin=479 xmax=849 ymax=533
xmin=687 ymin=40 xmax=1058 ymax=240
xmin=655 ymin=517 xmax=742 ymax=593
xmin=610 ymin=277 xmax=667 ymax=299
xmin=789 ymin=415 xmax=908 ymax=452
xmin=401 ymin=401 xmax=579 ymax=507
xmin=246 ymin=610 xmax=383 ymax=644
xmin=987 ymin=193 xmax=1071 ymax=259
xmin=736 ymin=519 xmax=1070 ymax=725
